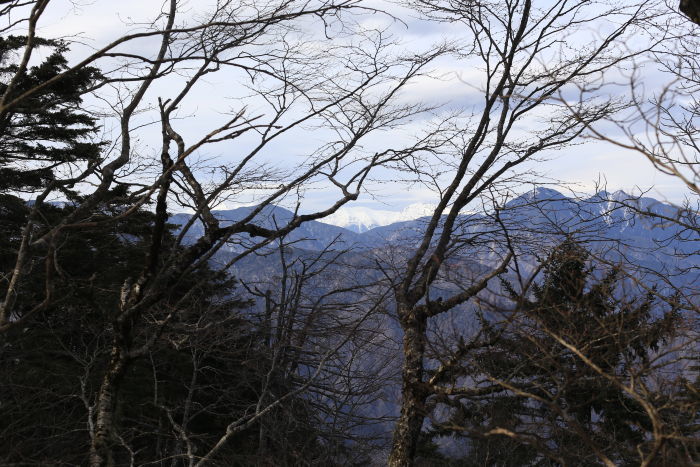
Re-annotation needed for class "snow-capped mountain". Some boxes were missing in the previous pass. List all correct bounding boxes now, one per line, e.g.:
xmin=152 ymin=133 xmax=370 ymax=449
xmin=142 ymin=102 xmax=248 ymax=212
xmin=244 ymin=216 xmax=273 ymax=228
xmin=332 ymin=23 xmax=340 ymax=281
xmin=323 ymin=203 xmax=437 ymax=233
xmin=170 ymin=189 xmax=698 ymax=278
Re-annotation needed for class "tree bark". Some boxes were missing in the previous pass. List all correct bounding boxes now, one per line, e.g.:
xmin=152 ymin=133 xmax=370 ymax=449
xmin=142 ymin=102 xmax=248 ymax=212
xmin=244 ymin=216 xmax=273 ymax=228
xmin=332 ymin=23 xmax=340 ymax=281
xmin=388 ymin=304 xmax=428 ymax=467
xmin=89 ymin=344 xmax=128 ymax=467
xmin=680 ymin=0 xmax=700 ymax=25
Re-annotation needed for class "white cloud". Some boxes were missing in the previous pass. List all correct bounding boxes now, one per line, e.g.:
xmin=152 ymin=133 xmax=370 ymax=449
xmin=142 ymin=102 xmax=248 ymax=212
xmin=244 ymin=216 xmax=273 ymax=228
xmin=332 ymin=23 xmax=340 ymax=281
xmin=22 ymin=0 xmax=692 ymax=211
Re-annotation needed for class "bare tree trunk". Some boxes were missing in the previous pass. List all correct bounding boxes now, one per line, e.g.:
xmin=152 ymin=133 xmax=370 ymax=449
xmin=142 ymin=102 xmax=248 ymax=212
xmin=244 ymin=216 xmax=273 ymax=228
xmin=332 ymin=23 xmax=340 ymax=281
xmin=388 ymin=305 xmax=428 ymax=467
xmin=89 ymin=344 xmax=128 ymax=467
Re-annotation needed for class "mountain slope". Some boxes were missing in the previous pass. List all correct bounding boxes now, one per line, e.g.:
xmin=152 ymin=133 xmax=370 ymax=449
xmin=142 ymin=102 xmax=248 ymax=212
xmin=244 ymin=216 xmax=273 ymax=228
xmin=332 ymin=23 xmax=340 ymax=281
xmin=169 ymin=189 xmax=699 ymax=281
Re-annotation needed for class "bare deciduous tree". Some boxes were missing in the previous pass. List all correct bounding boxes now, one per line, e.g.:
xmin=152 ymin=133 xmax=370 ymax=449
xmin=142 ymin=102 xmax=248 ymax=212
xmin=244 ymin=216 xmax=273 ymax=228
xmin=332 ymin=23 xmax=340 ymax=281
xmin=382 ymin=0 xmax=658 ymax=464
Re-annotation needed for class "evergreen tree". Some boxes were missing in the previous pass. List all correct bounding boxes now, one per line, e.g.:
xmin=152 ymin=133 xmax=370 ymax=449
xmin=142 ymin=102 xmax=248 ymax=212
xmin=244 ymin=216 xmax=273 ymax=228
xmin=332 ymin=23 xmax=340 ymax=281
xmin=0 ymin=35 xmax=103 ymax=194
xmin=430 ymin=240 xmax=683 ymax=466
xmin=0 ymin=202 xmax=330 ymax=465
xmin=0 ymin=36 xmax=104 ymax=313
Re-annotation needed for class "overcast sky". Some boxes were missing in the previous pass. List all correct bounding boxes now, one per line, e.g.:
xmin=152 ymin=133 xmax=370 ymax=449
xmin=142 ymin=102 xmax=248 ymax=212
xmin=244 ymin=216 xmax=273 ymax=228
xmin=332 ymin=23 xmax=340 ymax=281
xmin=29 ymin=0 xmax=694 ymax=211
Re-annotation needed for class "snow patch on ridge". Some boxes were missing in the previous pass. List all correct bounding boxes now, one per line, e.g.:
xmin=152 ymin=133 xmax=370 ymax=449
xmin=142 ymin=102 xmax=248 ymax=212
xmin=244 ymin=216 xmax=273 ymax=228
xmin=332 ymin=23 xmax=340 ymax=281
xmin=324 ymin=203 xmax=437 ymax=232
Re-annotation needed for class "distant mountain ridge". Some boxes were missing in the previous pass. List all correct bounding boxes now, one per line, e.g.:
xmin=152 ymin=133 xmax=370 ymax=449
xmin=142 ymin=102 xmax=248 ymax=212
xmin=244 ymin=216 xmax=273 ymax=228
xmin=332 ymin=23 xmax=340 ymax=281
xmin=169 ymin=189 xmax=698 ymax=277
xmin=323 ymin=203 xmax=438 ymax=233
xmin=168 ymin=189 xmax=698 ymax=449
